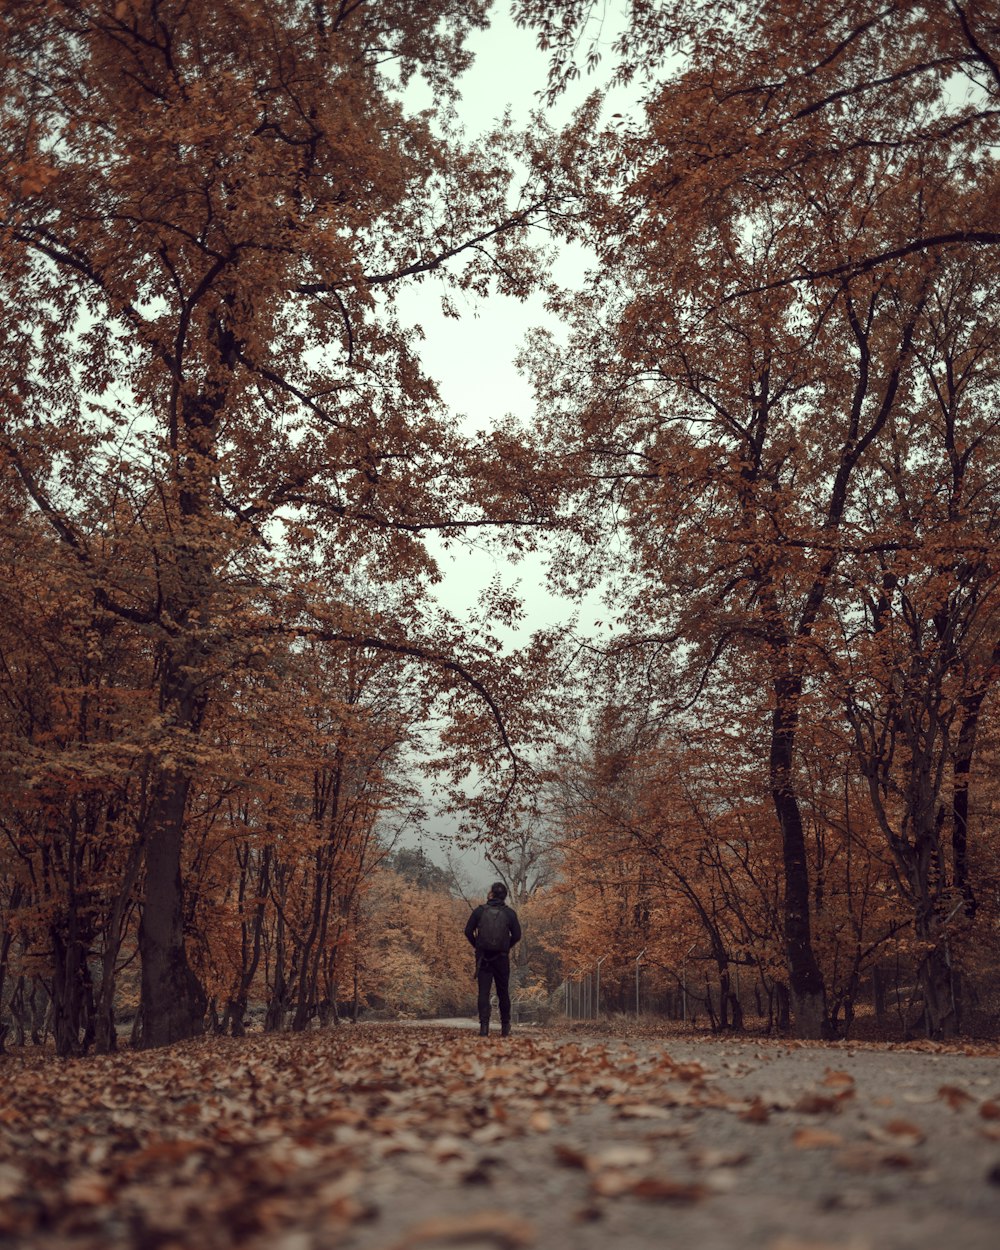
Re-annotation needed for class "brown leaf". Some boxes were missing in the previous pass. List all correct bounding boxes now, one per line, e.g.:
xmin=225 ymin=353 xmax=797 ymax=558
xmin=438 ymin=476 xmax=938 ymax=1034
xmin=836 ymin=1145 xmax=915 ymax=1172
xmin=873 ymin=1119 xmax=926 ymax=1147
xmin=591 ymin=1145 xmax=655 ymax=1170
xmin=687 ymin=1147 xmax=750 ymax=1169
xmin=590 ymin=1169 xmax=634 ymax=1198
xmin=63 ymin=1171 xmax=113 ymax=1205
xmin=613 ymin=1102 xmax=674 ymax=1119
xmin=553 ymin=1143 xmax=589 ymax=1170
xmin=740 ymin=1097 xmax=770 ymax=1123
xmin=938 ymin=1084 xmax=974 ymax=1109
xmin=792 ymin=1127 xmax=845 ymax=1150
xmin=0 ymin=1163 xmax=26 ymax=1203
xmin=793 ymin=1092 xmax=848 ymax=1114
xmin=118 ymin=1136 xmax=206 ymax=1177
xmin=381 ymin=1212 xmax=535 ymax=1250
xmin=628 ymin=1176 xmax=707 ymax=1203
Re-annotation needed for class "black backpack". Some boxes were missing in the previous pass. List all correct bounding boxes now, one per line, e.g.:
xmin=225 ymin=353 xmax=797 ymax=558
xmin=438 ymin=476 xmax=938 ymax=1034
xmin=477 ymin=903 xmax=510 ymax=954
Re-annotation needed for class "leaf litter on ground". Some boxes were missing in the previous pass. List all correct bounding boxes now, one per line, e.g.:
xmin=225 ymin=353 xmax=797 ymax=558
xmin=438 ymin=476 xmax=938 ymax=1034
xmin=2 ymin=1023 xmax=1000 ymax=1249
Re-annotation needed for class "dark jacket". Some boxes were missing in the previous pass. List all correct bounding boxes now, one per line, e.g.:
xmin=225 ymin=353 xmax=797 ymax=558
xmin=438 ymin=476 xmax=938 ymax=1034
xmin=465 ymin=898 xmax=521 ymax=955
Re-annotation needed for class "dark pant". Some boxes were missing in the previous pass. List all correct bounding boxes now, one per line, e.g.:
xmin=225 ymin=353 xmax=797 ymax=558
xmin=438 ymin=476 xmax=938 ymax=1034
xmin=477 ymin=953 xmax=510 ymax=1026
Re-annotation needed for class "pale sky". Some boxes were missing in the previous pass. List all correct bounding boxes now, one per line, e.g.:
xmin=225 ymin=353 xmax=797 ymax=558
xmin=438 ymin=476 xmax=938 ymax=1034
xmin=390 ymin=5 xmax=636 ymax=887
xmin=396 ymin=3 xmax=627 ymax=643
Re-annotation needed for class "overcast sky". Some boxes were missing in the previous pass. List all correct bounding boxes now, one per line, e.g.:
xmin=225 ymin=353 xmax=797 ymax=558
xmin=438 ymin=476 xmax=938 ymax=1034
xmin=396 ymin=3 xmax=631 ymax=638
xmin=393 ymin=5 xmax=615 ymax=887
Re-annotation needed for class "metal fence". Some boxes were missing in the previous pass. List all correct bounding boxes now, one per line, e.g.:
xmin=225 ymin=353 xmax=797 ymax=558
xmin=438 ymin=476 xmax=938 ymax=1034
xmin=557 ymin=949 xmax=700 ymax=1022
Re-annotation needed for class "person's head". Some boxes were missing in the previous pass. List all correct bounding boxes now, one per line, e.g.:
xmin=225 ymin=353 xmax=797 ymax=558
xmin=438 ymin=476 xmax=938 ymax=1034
xmin=488 ymin=881 xmax=507 ymax=902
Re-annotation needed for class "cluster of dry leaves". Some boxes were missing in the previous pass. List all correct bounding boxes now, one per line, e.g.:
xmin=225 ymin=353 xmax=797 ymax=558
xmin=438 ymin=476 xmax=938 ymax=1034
xmin=2 ymin=1025 xmax=999 ymax=1250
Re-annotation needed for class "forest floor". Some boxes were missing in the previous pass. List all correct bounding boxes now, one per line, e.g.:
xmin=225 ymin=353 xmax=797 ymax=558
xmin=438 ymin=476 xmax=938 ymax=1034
xmin=1 ymin=1020 xmax=999 ymax=1250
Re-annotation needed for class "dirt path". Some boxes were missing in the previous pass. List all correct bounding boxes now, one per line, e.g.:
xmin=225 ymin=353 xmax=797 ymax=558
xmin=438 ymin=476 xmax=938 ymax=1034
xmin=2 ymin=1021 xmax=999 ymax=1250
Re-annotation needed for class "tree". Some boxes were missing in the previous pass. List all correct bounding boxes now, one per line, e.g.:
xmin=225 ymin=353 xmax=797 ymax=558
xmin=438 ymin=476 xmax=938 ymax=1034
xmin=827 ymin=251 xmax=1000 ymax=1035
xmin=357 ymin=866 xmax=472 ymax=1017
xmin=0 ymin=1 xmax=552 ymax=1047
xmin=524 ymin=161 xmax=937 ymax=1036
xmin=0 ymin=493 xmax=153 ymax=1055
xmin=517 ymin=0 xmax=1000 ymax=1038
xmin=388 ymin=847 xmax=454 ymax=895
xmin=516 ymin=2 xmax=1000 ymax=281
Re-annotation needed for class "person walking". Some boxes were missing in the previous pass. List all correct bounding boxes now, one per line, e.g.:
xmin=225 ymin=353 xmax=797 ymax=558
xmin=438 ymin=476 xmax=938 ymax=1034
xmin=464 ymin=882 xmax=521 ymax=1037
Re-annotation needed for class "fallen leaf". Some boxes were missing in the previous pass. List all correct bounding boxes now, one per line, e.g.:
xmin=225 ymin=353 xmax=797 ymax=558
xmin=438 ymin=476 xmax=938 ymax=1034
xmin=589 ymin=1169 xmax=631 ymax=1198
xmin=836 ymin=1145 xmax=915 ymax=1172
xmin=381 ymin=1211 xmax=536 ymax=1250
xmin=63 ymin=1172 xmax=112 ymax=1205
xmin=792 ymin=1127 xmax=846 ymax=1150
xmin=688 ymin=1147 xmax=749 ymax=1169
xmin=553 ymin=1143 xmax=588 ymax=1170
xmin=0 ymin=1164 xmax=26 ymax=1202
xmin=613 ymin=1102 xmax=673 ymax=1120
xmin=591 ymin=1144 xmax=655 ymax=1170
xmin=867 ymin=1119 xmax=925 ymax=1147
xmin=793 ymin=1092 xmax=849 ymax=1114
xmin=430 ymin=1134 xmax=466 ymax=1162
xmin=740 ymin=1097 xmax=770 ymax=1123
xmin=628 ymin=1176 xmax=707 ymax=1203
xmin=938 ymin=1084 xmax=973 ymax=1109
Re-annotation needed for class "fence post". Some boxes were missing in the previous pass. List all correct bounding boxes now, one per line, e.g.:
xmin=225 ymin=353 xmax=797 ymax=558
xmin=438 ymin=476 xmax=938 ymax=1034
xmin=596 ymin=955 xmax=607 ymax=1021
xmin=682 ymin=942 xmax=696 ymax=1022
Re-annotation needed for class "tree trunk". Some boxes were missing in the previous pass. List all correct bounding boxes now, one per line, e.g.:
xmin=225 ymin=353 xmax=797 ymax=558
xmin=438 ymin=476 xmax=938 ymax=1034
xmin=0 ymin=882 xmax=23 ymax=1048
xmin=51 ymin=923 xmax=92 ymax=1057
xmin=873 ymin=962 xmax=887 ymax=1023
xmin=228 ymin=843 xmax=271 ymax=1038
xmin=771 ymin=677 xmax=828 ymax=1038
xmin=952 ymin=689 xmax=987 ymax=918
xmin=292 ymin=847 xmax=328 ymax=1032
xmin=266 ymin=904 xmax=289 ymax=1033
xmin=775 ymin=981 xmax=790 ymax=1032
xmin=914 ymin=909 xmax=959 ymax=1039
xmin=94 ymin=838 xmax=144 ymax=1054
xmin=133 ymin=375 xmax=225 ymax=1050
xmin=137 ymin=770 xmax=205 ymax=1048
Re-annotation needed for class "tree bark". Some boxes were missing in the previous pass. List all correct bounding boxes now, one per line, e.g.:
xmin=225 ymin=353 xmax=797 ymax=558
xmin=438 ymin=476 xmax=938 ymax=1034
xmin=951 ymin=684 xmax=991 ymax=917
xmin=137 ymin=770 xmax=206 ymax=1048
xmin=771 ymin=674 xmax=828 ymax=1038
xmin=914 ymin=918 xmax=959 ymax=1040
xmin=227 ymin=843 xmax=270 ymax=1038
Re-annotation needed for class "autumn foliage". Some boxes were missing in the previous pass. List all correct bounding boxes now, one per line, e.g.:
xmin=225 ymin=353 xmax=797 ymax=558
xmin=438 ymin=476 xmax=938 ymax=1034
xmin=2 ymin=0 xmax=1000 ymax=1054
xmin=519 ymin=0 xmax=1000 ymax=1040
